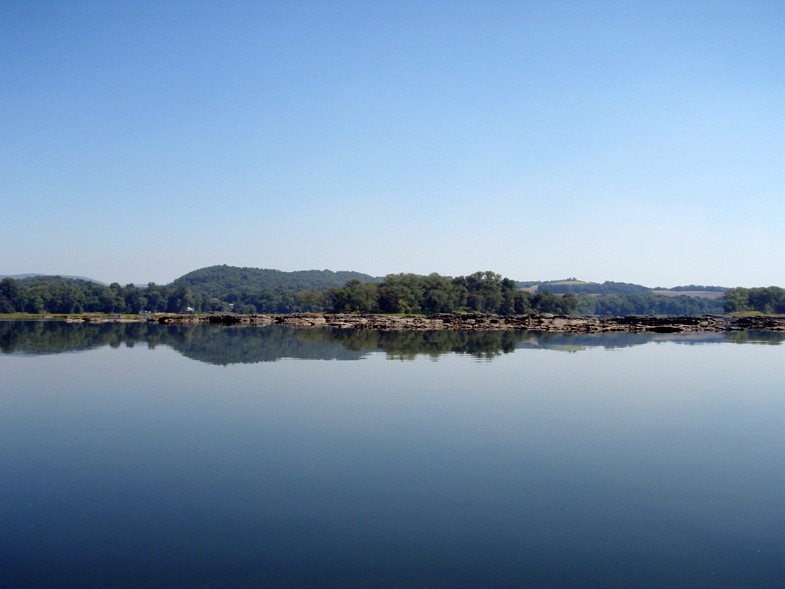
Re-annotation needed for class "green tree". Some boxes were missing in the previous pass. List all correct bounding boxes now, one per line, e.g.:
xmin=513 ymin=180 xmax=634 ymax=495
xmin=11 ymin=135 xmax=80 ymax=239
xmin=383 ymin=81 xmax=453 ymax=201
xmin=0 ymin=278 xmax=22 ymax=312
xmin=379 ymin=274 xmax=425 ymax=314
xmin=123 ymin=284 xmax=148 ymax=314
xmin=166 ymin=286 xmax=195 ymax=313
xmin=455 ymin=271 xmax=504 ymax=313
xmin=328 ymin=280 xmax=380 ymax=313
xmin=145 ymin=283 xmax=166 ymax=312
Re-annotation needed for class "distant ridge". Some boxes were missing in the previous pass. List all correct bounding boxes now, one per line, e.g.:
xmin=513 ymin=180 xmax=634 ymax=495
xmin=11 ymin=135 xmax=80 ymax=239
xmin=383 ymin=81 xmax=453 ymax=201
xmin=0 ymin=273 xmax=108 ymax=286
xmin=516 ymin=278 xmax=727 ymax=299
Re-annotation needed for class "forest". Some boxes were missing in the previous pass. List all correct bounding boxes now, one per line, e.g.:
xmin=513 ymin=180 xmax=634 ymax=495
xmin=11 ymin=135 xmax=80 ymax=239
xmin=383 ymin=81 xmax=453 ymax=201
xmin=0 ymin=266 xmax=782 ymax=316
xmin=722 ymin=287 xmax=785 ymax=314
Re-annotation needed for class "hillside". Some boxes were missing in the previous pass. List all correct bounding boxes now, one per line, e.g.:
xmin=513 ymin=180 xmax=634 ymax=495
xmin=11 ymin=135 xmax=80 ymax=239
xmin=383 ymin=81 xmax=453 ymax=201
xmin=517 ymin=278 xmax=727 ymax=298
xmin=171 ymin=265 xmax=381 ymax=297
xmin=0 ymin=274 xmax=107 ymax=285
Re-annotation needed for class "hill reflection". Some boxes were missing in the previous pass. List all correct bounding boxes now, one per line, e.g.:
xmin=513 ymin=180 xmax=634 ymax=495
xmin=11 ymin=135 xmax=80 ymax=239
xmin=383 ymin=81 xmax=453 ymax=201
xmin=1 ymin=321 xmax=782 ymax=365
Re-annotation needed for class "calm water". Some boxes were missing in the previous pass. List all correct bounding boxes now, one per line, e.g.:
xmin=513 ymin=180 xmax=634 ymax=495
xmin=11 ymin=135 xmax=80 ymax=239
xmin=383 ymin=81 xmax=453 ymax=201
xmin=1 ymin=322 xmax=783 ymax=588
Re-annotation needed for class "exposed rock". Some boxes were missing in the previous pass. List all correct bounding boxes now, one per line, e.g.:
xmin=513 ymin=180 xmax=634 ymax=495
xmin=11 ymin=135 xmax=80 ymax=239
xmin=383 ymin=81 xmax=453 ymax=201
xmin=730 ymin=315 xmax=785 ymax=331
xmin=142 ymin=312 xmax=785 ymax=333
xmin=157 ymin=314 xmax=201 ymax=325
xmin=276 ymin=313 xmax=326 ymax=327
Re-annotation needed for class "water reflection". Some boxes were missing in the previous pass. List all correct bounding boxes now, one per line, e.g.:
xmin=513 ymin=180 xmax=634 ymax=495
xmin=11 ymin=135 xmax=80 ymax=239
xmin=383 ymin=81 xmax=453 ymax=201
xmin=2 ymin=320 xmax=783 ymax=588
xmin=2 ymin=320 xmax=782 ymax=365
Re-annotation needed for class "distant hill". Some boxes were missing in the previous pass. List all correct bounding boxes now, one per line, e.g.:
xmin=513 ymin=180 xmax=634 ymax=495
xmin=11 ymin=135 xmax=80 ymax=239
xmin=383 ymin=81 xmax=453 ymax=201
xmin=171 ymin=265 xmax=381 ymax=297
xmin=657 ymin=284 xmax=727 ymax=292
xmin=517 ymin=279 xmax=650 ymax=295
xmin=517 ymin=278 xmax=727 ymax=299
xmin=0 ymin=274 xmax=40 ymax=280
xmin=650 ymin=289 xmax=725 ymax=300
xmin=1 ymin=273 xmax=107 ymax=285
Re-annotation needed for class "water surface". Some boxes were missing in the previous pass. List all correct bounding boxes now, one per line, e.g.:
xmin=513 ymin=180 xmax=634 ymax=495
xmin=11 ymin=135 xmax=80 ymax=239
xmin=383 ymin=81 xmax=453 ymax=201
xmin=1 ymin=322 xmax=783 ymax=587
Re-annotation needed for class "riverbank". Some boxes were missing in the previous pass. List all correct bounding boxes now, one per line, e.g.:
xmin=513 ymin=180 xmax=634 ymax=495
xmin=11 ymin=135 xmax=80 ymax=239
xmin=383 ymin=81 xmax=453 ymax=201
xmin=2 ymin=311 xmax=772 ymax=332
xmin=139 ymin=312 xmax=785 ymax=333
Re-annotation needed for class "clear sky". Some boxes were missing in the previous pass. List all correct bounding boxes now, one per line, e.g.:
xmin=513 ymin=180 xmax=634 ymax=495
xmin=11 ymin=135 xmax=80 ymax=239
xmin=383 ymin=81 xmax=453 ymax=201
xmin=2 ymin=0 xmax=783 ymax=287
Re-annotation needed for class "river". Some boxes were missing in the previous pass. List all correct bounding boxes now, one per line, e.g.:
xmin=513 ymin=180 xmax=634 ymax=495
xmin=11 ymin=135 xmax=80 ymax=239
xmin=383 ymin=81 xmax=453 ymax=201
xmin=1 ymin=321 xmax=783 ymax=587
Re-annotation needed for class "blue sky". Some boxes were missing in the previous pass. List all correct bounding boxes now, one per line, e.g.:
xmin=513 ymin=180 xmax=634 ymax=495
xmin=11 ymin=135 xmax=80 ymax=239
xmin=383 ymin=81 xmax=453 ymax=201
xmin=2 ymin=0 xmax=783 ymax=287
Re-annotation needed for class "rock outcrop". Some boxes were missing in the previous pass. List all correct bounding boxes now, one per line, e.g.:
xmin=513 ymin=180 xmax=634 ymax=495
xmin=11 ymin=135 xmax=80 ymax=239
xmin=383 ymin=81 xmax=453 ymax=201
xmin=144 ymin=312 xmax=785 ymax=332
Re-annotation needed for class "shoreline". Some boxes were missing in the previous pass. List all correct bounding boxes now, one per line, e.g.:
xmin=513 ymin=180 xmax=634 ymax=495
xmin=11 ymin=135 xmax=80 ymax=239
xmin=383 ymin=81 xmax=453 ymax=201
xmin=57 ymin=312 xmax=785 ymax=333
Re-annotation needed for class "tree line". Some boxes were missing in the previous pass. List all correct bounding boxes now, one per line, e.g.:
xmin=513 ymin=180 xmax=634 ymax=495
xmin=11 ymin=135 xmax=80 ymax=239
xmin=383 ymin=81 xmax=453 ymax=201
xmin=327 ymin=271 xmax=579 ymax=315
xmin=530 ymin=280 xmax=651 ymax=295
xmin=722 ymin=287 xmax=785 ymax=314
xmin=1 ymin=273 xmax=781 ymax=316
xmin=0 ymin=276 xmax=199 ymax=314
xmin=0 ymin=272 xmax=578 ymax=315
xmin=324 ymin=272 xmax=734 ymax=315
xmin=576 ymin=293 xmax=722 ymax=316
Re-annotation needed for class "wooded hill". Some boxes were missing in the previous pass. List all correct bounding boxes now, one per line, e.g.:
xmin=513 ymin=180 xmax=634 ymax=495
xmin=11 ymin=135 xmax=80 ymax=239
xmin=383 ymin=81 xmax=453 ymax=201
xmin=1 ymin=265 xmax=783 ymax=316
xmin=172 ymin=265 xmax=380 ymax=297
xmin=518 ymin=278 xmax=725 ymax=298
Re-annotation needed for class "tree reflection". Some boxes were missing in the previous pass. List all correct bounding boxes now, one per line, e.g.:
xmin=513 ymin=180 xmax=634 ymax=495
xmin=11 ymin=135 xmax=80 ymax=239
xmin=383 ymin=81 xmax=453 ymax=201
xmin=1 ymin=321 xmax=782 ymax=365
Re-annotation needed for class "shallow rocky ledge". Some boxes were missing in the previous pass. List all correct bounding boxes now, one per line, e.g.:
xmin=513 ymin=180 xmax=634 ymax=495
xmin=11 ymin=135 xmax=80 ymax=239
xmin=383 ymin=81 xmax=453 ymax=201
xmin=146 ymin=313 xmax=785 ymax=333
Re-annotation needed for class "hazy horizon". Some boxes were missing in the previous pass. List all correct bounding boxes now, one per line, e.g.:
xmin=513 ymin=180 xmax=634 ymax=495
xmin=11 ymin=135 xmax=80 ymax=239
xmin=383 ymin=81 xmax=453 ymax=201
xmin=2 ymin=1 xmax=783 ymax=287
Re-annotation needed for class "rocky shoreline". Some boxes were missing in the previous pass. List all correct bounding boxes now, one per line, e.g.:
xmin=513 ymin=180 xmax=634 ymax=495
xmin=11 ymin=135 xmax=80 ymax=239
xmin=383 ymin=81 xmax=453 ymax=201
xmin=135 ymin=312 xmax=785 ymax=333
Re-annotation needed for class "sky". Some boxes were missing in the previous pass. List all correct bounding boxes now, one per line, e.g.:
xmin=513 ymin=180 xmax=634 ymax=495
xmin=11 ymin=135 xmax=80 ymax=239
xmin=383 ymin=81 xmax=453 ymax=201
xmin=1 ymin=0 xmax=783 ymax=287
